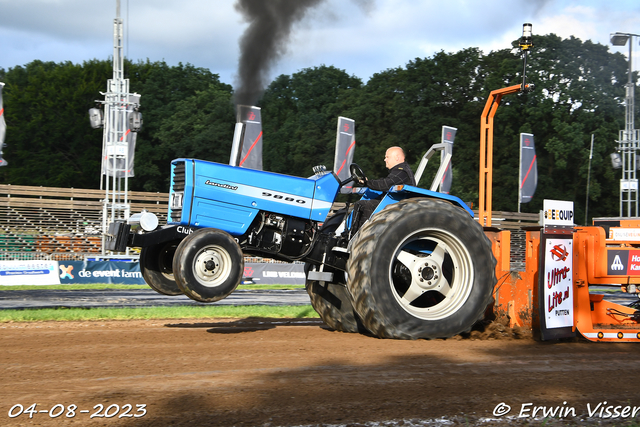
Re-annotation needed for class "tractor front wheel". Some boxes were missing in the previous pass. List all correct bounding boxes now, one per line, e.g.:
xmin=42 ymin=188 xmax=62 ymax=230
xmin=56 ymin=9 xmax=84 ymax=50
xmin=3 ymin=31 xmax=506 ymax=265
xmin=173 ymin=228 xmax=244 ymax=303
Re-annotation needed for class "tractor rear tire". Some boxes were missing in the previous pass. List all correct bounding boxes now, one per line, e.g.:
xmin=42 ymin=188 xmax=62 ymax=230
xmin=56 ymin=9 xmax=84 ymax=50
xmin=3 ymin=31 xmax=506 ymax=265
xmin=305 ymin=264 xmax=365 ymax=333
xmin=347 ymin=198 xmax=496 ymax=339
xmin=305 ymin=209 xmax=365 ymax=333
xmin=139 ymin=241 xmax=182 ymax=296
xmin=173 ymin=228 xmax=244 ymax=303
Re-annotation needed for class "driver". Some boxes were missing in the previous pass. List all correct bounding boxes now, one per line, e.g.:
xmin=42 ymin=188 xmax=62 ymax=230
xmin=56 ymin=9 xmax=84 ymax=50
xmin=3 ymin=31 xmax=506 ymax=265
xmin=351 ymin=146 xmax=416 ymax=233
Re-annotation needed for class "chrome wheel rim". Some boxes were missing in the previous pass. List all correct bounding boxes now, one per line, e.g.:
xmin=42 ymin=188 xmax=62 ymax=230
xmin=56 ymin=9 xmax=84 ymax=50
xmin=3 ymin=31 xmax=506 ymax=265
xmin=388 ymin=228 xmax=474 ymax=320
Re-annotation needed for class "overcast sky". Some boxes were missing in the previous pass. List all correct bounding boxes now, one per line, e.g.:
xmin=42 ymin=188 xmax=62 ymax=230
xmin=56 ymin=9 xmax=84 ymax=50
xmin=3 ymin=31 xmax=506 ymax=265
xmin=0 ymin=0 xmax=639 ymax=89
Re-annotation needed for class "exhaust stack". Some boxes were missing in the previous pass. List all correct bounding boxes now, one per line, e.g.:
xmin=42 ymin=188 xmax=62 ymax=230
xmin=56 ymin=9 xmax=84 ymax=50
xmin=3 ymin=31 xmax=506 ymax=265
xmin=229 ymin=105 xmax=263 ymax=170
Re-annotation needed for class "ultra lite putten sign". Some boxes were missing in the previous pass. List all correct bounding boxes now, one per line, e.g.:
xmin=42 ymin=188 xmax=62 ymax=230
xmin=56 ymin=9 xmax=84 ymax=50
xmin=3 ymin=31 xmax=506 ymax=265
xmin=543 ymin=239 xmax=573 ymax=328
xmin=540 ymin=199 xmax=575 ymax=337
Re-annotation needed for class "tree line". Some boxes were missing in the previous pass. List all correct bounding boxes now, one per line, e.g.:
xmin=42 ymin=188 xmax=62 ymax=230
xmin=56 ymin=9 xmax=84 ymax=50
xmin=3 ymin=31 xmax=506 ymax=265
xmin=0 ymin=34 xmax=634 ymax=223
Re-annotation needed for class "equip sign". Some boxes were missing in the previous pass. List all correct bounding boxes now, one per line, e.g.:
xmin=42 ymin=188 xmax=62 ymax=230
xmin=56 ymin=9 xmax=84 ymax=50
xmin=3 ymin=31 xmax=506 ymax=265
xmin=542 ymin=199 xmax=574 ymax=228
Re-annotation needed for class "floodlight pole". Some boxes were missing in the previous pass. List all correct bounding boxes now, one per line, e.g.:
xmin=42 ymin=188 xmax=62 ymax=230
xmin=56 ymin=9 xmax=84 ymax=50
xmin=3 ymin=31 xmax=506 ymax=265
xmin=611 ymin=32 xmax=640 ymax=217
xmin=100 ymin=0 xmax=136 ymax=255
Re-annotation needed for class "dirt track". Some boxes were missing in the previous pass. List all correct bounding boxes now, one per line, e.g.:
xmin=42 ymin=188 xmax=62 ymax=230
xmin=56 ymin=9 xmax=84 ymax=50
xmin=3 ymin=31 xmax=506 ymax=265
xmin=1 ymin=318 xmax=639 ymax=426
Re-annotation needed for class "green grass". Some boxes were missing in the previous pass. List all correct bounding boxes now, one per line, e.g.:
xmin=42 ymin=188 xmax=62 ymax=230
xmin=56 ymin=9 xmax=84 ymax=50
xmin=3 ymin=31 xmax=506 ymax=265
xmin=0 ymin=305 xmax=319 ymax=322
xmin=0 ymin=283 xmax=304 ymax=291
xmin=0 ymin=283 xmax=311 ymax=322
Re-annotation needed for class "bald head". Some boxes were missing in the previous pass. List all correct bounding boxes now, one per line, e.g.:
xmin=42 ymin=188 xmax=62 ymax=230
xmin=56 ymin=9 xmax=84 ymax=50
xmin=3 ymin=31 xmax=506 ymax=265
xmin=384 ymin=146 xmax=405 ymax=169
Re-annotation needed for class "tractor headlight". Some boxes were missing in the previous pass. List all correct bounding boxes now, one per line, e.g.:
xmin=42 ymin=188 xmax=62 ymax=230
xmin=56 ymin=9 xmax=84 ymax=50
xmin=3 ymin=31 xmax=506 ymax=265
xmin=128 ymin=211 xmax=159 ymax=232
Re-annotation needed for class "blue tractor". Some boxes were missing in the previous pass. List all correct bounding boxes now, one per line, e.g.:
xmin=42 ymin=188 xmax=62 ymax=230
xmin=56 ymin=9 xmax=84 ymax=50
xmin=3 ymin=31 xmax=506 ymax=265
xmin=107 ymin=147 xmax=496 ymax=339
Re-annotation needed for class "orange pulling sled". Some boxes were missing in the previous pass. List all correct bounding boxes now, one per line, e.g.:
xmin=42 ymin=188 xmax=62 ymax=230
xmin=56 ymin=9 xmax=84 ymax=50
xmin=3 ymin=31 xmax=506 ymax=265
xmin=476 ymin=24 xmax=640 ymax=342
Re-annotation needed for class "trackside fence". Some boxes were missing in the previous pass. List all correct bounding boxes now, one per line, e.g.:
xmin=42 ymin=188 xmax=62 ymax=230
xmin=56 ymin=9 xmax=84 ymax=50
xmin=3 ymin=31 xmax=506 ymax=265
xmin=0 ymin=184 xmax=168 ymax=261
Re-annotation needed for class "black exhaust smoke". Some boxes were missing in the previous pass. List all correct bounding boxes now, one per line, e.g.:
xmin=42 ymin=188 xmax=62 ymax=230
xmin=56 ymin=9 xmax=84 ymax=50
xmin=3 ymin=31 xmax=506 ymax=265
xmin=233 ymin=0 xmax=324 ymax=107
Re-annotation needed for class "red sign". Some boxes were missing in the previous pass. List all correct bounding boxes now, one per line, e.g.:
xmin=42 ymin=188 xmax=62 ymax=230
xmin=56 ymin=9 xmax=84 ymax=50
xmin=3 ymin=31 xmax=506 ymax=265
xmin=607 ymin=249 xmax=640 ymax=275
xmin=629 ymin=250 xmax=640 ymax=274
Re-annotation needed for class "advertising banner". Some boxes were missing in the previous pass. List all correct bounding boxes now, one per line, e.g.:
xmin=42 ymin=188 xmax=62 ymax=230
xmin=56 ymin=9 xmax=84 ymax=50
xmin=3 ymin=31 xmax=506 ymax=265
xmin=243 ymin=263 xmax=305 ymax=285
xmin=0 ymin=82 xmax=5 ymax=144
xmin=58 ymin=261 xmax=145 ymax=285
xmin=542 ymin=238 xmax=573 ymax=328
xmin=1 ymin=260 xmax=305 ymax=286
xmin=608 ymin=228 xmax=640 ymax=241
xmin=334 ymin=117 xmax=356 ymax=193
xmin=542 ymin=199 xmax=575 ymax=228
xmin=0 ymin=260 xmax=61 ymax=285
xmin=519 ymin=133 xmax=537 ymax=203
xmin=538 ymin=200 xmax=576 ymax=341
xmin=539 ymin=199 xmax=575 ymax=340
xmin=237 ymin=105 xmax=263 ymax=170
xmin=439 ymin=126 xmax=456 ymax=194
xmin=606 ymin=249 xmax=640 ymax=276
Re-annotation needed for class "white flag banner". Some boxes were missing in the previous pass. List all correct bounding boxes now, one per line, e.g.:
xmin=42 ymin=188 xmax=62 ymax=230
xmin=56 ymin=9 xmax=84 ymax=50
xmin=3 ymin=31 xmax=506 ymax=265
xmin=439 ymin=126 xmax=456 ymax=193
xmin=0 ymin=82 xmax=7 ymax=167
xmin=519 ymin=133 xmax=538 ymax=203
xmin=334 ymin=117 xmax=356 ymax=193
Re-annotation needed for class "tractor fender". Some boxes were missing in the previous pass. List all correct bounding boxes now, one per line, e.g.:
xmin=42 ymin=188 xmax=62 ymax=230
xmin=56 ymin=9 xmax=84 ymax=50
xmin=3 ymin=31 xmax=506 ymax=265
xmin=372 ymin=185 xmax=473 ymax=218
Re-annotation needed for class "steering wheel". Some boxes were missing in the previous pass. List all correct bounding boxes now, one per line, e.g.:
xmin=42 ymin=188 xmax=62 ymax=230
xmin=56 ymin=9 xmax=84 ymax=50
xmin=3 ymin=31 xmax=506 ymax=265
xmin=349 ymin=163 xmax=367 ymax=186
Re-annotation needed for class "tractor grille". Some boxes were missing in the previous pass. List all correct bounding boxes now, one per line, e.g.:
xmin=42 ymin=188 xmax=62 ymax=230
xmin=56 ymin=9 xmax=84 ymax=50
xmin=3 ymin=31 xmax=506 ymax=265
xmin=169 ymin=161 xmax=185 ymax=222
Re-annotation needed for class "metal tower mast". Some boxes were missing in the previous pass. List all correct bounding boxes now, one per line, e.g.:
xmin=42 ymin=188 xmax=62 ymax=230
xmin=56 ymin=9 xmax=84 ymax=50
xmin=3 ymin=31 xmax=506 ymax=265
xmin=611 ymin=32 xmax=640 ymax=217
xmin=100 ymin=0 xmax=140 ymax=254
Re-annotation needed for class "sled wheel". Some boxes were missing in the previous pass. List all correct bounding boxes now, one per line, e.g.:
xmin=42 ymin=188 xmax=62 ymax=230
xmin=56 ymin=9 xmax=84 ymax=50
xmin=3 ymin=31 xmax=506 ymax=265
xmin=305 ymin=209 xmax=366 ymax=333
xmin=173 ymin=228 xmax=244 ymax=303
xmin=347 ymin=198 xmax=496 ymax=339
xmin=139 ymin=241 xmax=182 ymax=296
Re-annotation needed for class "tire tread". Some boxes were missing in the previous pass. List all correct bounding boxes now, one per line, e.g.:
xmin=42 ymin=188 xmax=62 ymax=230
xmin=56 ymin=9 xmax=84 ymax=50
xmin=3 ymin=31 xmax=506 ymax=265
xmin=347 ymin=198 xmax=496 ymax=339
